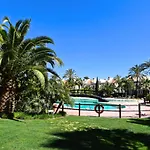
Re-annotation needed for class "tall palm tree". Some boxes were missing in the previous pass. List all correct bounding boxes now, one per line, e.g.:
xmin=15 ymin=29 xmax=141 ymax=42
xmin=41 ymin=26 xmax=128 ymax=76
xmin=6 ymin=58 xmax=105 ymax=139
xmin=129 ymin=64 xmax=144 ymax=97
xmin=0 ymin=17 xmax=63 ymax=118
xmin=141 ymin=59 xmax=150 ymax=75
xmin=63 ymin=69 xmax=76 ymax=89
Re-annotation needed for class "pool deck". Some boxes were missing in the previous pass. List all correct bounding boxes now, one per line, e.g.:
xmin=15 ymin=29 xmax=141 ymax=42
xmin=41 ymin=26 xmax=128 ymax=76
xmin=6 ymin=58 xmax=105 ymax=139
xmin=63 ymin=99 xmax=150 ymax=118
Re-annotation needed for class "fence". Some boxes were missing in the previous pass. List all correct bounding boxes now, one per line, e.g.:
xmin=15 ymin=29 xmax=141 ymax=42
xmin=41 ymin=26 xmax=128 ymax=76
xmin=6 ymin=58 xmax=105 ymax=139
xmin=70 ymin=89 xmax=99 ymax=95
xmin=61 ymin=103 xmax=150 ymax=118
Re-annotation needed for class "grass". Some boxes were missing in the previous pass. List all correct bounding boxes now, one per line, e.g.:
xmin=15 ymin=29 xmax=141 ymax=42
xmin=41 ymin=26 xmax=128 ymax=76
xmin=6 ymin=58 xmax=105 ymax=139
xmin=0 ymin=116 xmax=150 ymax=150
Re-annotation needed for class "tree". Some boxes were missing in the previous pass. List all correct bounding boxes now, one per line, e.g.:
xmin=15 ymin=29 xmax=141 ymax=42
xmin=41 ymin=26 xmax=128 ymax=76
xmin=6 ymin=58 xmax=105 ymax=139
xmin=100 ymin=82 xmax=115 ymax=97
xmin=95 ymin=77 xmax=99 ymax=94
xmin=129 ymin=64 xmax=145 ymax=98
xmin=0 ymin=17 xmax=63 ymax=118
xmin=75 ymin=77 xmax=83 ymax=89
xmin=141 ymin=59 xmax=150 ymax=75
xmin=63 ymin=69 xmax=76 ymax=89
xmin=46 ymin=76 xmax=73 ymax=105
xmin=15 ymin=75 xmax=43 ymax=113
xmin=141 ymin=78 xmax=150 ymax=97
xmin=120 ymin=77 xmax=134 ymax=97
xmin=19 ymin=76 xmax=73 ymax=114
xmin=113 ymin=75 xmax=122 ymax=94
xmin=83 ymin=76 xmax=89 ymax=80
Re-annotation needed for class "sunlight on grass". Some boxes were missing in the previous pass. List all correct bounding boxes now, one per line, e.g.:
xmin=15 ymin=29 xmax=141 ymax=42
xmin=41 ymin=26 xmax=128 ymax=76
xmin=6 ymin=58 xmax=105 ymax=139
xmin=0 ymin=116 xmax=150 ymax=150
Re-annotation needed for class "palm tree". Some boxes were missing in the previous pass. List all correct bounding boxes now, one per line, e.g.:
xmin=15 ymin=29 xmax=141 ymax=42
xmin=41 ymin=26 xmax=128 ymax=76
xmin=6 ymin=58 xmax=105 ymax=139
xmin=129 ymin=64 xmax=144 ymax=98
xmin=63 ymin=69 xmax=76 ymax=89
xmin=141 ymin=59 xmax=150 ymax=75
xmin=0 ymin=17 xmax=63 ymax=118
xmin=113 ymin=75 xmax=122 ymax=93
xmin=100 ymin=82 xmax=115 ymax=97
xmin=120 ymin=77 xmax=134 ymax=97
xmin=141 ymin=78 xmax=150 ymax=96
xmin=75 ymin=77 xmax=83 ymax=89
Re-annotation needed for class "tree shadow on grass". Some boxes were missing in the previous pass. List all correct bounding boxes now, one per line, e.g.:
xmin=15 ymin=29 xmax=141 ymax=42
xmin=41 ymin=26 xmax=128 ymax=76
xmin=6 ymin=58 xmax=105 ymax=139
xmin=41 ymin=128 xmax=150 ymax=150
xmin=128 ymin=118 xmax=150 ymax=127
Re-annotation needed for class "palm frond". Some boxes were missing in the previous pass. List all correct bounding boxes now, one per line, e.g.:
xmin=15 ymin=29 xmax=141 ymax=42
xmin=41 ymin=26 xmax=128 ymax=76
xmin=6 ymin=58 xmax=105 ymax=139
xmin=18 ymin=19 xmax=31 ymax=36
xmin=52 ymin=57 xmax=64 ymax=66
xmin=15 ymin=20 xmax=23 ymax=30
xmin=2 ymin=16 xmax=11 ymax=25
xmin=1 ymin=24 xmax=9 ymax=29
xmin=31 ymin=69 xmax=45 ymax=89
xmin=8 ymin=25 xmax=16 ymax=49
xmin=27 ymin=52 xmax=60 ymax=67
xmin=0 ymin=35 xmax=3 ymax=44
xmin=19 ymin=36 xmax=54 ymax=55
xmin=18 ymin=39 xmax=35 ymax=54
xmin=32 ymin=47 xmax=56 ymax=55
xmin=33 ymin=36 xmax=54 ymax=45
xmin=47 ymin=68 xmax=60 ymax=78
xmin=0 ymin=52 xmax=9 ymax=68
xmin=0 ymin=29 xmax=8 ymax=42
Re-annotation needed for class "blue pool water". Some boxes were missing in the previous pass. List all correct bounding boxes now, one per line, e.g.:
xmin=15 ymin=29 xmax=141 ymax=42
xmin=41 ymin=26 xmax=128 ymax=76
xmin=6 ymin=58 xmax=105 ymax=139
xmin=63 ymin=97 xmax=125 ymax=110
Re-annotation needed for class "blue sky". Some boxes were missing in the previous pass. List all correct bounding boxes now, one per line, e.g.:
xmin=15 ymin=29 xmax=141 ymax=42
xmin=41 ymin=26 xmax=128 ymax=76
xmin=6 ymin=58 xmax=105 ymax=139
xmin=1 ymin=0 xmax=150 ymax=79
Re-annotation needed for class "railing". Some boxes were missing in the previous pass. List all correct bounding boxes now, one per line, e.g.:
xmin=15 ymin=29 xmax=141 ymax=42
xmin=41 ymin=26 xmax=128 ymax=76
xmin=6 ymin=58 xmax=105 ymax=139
xmin=70 ymin=89 xmax=100 ymax=96
xmin=61 ymin=103 xmax=149 ymax=118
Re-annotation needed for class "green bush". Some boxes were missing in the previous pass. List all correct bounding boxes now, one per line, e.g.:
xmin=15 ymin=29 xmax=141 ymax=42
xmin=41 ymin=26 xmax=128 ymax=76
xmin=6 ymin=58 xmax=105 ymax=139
xmin=0 ymin=112 xmax=14 ymax=119
xmin=57 ymin=111 xmax=67 ymax=116
xmin=14 ymin=112 xmax=52 ymax=120
xmin=146 ymin=94 xmax=150 ymax=101
xmin=14 ymin=111 xmax=67 ymax=120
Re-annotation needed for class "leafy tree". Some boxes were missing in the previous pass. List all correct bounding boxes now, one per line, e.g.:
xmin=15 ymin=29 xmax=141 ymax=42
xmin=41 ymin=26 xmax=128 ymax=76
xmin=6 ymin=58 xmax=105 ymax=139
xmin=15 ymin=75 xmax=42 ymax=113
xmin=45 ymin=76 xmax=73 ymax=106
xmin=0 ymin=17 xmax=63 ymax=118
xmin=17 ymin=76 xmax=73 ymax=114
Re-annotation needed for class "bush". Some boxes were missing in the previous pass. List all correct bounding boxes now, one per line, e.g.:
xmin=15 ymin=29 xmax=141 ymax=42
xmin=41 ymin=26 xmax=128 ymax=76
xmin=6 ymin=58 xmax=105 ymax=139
xmin=14 ymin=112 xmax=52 ymax=120
xmin=0 ymin=112 xmax=14 ymax=119
xmin=57 ymin=111 xmax=67 ymax=116
xmin=14 ymin=111 xmax=67 ymax=120
xmin=146 ymin=94 xmax=150 ymax=101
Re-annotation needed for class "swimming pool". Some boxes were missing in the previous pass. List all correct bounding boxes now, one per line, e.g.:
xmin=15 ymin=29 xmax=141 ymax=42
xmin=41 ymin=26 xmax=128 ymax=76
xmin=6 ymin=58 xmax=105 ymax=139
xmin=63 ymin=97 xmax=125 ymax=111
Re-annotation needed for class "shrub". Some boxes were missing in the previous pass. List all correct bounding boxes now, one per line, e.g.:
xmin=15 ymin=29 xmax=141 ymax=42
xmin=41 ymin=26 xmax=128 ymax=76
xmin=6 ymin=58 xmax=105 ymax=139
xmin=14 ymin=111 xmax=67 ymax=120
xmin=57 ymin=111 xmax=67 ymax=116
xmin=146 ymin=94 xmax=150 ymax=101
xmin=14 ymin=112 xmax=52 ymax=119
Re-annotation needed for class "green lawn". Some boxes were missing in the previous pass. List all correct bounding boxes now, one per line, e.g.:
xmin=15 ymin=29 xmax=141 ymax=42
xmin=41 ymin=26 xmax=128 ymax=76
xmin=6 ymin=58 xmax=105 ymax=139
xmin=0 ymin=116 xmax=150 ymax=150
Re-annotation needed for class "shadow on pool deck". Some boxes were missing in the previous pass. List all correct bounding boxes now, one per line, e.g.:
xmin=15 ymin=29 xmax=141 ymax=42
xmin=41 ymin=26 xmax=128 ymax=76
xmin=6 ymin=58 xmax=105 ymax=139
xmin=41 ymin=128 xmax=150 ymax=150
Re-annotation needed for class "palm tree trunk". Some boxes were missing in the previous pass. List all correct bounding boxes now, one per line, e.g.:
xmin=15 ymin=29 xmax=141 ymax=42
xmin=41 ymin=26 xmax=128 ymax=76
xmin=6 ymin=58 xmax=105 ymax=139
xmin=136 ymin=77 xmax=139 ymax=98
xmin=0 ymin=79 xmax=16 ymax=118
